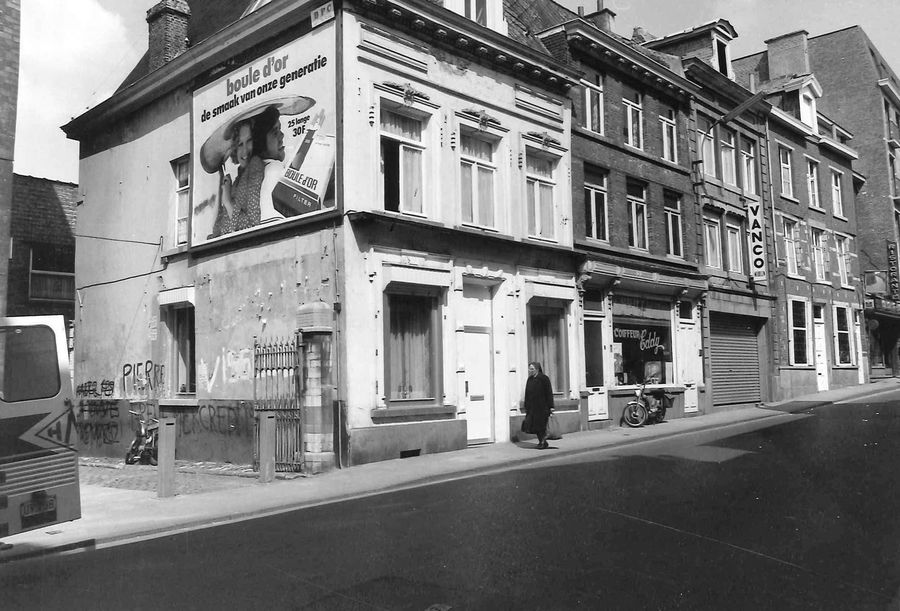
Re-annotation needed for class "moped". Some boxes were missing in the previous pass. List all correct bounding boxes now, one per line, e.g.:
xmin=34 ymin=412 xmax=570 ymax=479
xmin=622 ymin=378 xmax=670 ymax=428
xmin=125 ymin=410 xmax=159 ymax=466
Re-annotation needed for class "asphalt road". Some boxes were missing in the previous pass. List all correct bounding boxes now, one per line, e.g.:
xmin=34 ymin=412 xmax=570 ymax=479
xmin=4 ymin=393 xmax=900 ymax=610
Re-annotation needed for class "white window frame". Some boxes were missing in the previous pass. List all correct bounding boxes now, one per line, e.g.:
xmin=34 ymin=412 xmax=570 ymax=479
xmin=664 ymin=191 xmax=683 ymax=258
xmin=806 ymin=158 xmax=821 ymax=209
xmin=779 ymin=145 xmax=794 ymax=197
xmin=581 ymin=75 xmax=604 ymax=135
xmin=459 ymin=130 xmax=497 ymax=230
xmin=788 ymin=298 xmax=810 ymax=366
xmin=800 ymin=93 xmax=817 ymax=128
xmin=712 ymin=34 xmax=732 ymax=78
xmin=525 ymin=150 xmax=557 ymax=240
xmin=782 ymin=216 xmax=799 ymax=276
xmin=623 ymin=90 xmax=643 ymax=150
xmin=698 ymin=115 xmax=717 ymax=178
xmin=660 ymin=108 xmax=677 ymax=163
xmin=740 ymin=138 xmax=757 ymax=194
xmin=172 ymin=156 xmax=190 ymax=246
xmin=584 ymin=176 xmax=608 ymax=242
xmin=725 ymin=223 xmax=743 ymax=273
xmin=380 ymin=105 xmax=428 ymax=216
xmin=831 ymin=169 xmax=845 ymax=217
xmin=720 ymin=128 xmax=737 ymax=186
xmin=164 ymin=304 xmax=196 ymax=395
xmin=811 ymin=227 xmax=827 ymax=281
xmin=463 ymin=0 xmax=487 ymax=26
xmin=835 ymin=232 xmax=851 ymax=286
xmin=704 ymin=217 xmax=722 ymax=269
xmin=627 ymin=180 xmax=648 ymax=250
xmin=833 ymin=304 xmax=854 ymax=366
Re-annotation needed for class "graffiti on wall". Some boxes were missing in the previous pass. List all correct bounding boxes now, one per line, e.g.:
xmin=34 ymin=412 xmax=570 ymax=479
xmin=76 ymin=380 xmax=116 ymax=398
xmin=180 ymin=403 xmax=254 ymax=438
xmin=122 ymin=360 xmax=166 ymax=396
xmin=198 ymin=348 xmax=253 ymax=393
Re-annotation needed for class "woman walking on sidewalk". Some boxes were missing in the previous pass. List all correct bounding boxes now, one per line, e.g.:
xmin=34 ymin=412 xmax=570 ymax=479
xmin=523 ymin=361 xmax=554 ymax=449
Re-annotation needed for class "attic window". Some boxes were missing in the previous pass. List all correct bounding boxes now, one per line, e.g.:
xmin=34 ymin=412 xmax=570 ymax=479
xmin=800 ymin=93 xmax=816 ymax=128
xmin=714 ymin=37 xmax=731 ymax=78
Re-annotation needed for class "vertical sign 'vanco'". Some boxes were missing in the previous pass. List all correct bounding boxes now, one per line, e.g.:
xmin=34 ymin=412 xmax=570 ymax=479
xmin=888 ymin=241 xmax=900 ymax=300
xmin=747 ymin=201 xmax=768 ymax=284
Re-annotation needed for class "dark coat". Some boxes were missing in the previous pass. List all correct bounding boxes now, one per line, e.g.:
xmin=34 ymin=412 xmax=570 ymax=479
xmin=523 ymin=372 xmax=554 ymax=436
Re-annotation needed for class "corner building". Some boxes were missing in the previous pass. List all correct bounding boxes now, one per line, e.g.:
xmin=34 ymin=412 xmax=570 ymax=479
xmin=64 ymin=0 xmax=580 ymax=469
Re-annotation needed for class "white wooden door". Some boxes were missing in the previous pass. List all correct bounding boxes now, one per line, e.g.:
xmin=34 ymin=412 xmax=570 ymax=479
xmin=463 ymin=330 xmax=493 ymax=443
xmin=814 ymin=319 xmax=829 ymax=391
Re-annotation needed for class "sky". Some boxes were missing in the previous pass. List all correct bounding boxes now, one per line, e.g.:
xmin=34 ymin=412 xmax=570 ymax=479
xmin=14 ymin=0 xmax=900 ymax=184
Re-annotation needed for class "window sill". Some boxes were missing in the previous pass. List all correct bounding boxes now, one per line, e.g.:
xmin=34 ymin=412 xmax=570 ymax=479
xmin=158 ymin=397 xmax=198 ymax=409
xmin=609 ymin=384 xmax=684 ymax=397
xmin=161 ymin=244 xmax=189 ymax=260
xmin=371 ymin=404 xmax=456 ymax=422
xmin=780 ymin=365 xmax=814 ymax=370
xmin=780 ymin=193 xmax=800 ymax=204
xmin=808 ymin=205 xmax=827 ymax=215
xmin=833 ymin=214 xmax=849 ymax=222
xmin=525 ymin=235 xmax=559 ymax=246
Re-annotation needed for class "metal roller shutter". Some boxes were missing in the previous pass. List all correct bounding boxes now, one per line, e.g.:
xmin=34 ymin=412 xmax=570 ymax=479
xmin=710 ymin=315 xmax=761 ymax=406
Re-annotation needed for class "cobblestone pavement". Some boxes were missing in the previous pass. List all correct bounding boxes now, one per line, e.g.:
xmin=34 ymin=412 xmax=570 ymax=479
xmin=78 ymin=457 xmax=270 ymax=496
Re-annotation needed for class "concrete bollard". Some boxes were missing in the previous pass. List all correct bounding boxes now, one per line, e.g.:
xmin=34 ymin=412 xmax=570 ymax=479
xmin=258 ymin=413 xmax=276 ymax=483
xmin=157 ymin=416 xmax=177 ymax=498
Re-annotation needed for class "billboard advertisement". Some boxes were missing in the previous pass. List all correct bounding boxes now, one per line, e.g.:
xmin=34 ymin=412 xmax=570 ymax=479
xmin=191 ymin=22 xmax=335 ymax=245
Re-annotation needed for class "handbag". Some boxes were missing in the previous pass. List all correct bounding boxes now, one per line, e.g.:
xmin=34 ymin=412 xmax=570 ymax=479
xmin=546 ymin=412 xmax=563 ymax=440
xmin=521 ymin=412 xmax=534 ymax=434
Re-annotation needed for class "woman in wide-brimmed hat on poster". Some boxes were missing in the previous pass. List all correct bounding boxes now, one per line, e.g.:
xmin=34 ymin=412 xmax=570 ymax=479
xmin=211 ymin=118 xmax=264 ymax=237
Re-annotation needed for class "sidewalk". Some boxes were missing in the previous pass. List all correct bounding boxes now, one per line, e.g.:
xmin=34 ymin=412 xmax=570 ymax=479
xmin=2 ymin=378 xmax=897 ymax=564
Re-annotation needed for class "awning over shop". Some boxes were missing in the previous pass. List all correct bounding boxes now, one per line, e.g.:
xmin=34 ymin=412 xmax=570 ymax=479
xmin=578 ymin=259 xmax=707 ymax=299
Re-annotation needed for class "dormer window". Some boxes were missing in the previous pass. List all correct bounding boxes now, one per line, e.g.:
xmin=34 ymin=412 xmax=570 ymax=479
xmin=800 ymin=92 xmax=816 ymax=127
xmin=713 ymin=35 xmax=732 ymax=78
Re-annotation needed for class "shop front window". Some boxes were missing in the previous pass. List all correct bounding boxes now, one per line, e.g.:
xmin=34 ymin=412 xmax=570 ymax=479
xmin=611 ymin=296 xmax=673 ymax=386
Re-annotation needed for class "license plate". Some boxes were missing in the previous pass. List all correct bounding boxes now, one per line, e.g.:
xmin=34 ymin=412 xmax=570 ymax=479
xmin=21 ymin=495 xmax=56 ymax=519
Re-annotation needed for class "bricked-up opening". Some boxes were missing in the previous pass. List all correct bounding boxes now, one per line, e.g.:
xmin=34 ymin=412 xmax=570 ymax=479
xmin=147 ymin=0 xmax=191 ymax=72
xmin=400 ymin=449 xmax=421 ymax=459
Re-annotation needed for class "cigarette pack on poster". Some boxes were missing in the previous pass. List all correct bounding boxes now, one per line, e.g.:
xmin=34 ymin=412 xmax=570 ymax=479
xmin=272 ymin=133 xmax=335 ymax=216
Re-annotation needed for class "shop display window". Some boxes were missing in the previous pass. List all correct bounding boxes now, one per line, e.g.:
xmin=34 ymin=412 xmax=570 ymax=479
xmin=612 ymin=321 xmax=672 ymax=385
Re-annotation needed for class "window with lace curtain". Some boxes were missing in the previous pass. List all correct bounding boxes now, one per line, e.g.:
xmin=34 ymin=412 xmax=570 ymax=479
xmin=527 ymin=301 xmax=568 ymax=395
xmin=525 ymin=151 xmax=556 ymax=239
xmin=384 ymin=289 xmax=442 ymax=406
xmin=380 ymin=108 xmax=425 ymax=214
xmin=459 ymin=132 xmax=495 ymax=229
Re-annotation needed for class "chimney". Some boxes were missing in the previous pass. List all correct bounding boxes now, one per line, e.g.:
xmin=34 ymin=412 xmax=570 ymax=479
xmin=765 ymin=30 xmax=810 ymax=80
xmin=147 ymin=0 xmax=191 ymax=72
xmin=632 ymin=26 xmax=656 ymax=44
xmin=584 ymin=0 xmax=616 ymax=33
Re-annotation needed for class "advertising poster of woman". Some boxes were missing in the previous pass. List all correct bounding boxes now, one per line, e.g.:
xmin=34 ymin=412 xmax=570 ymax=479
xmin=190 ymin=22 xmax=336 ymax=245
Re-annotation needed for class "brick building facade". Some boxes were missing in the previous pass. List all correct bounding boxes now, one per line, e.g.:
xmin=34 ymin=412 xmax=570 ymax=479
xmin=7 ymin=175 xmax=77 ymax=326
